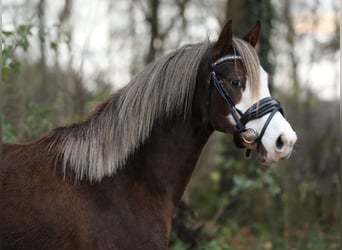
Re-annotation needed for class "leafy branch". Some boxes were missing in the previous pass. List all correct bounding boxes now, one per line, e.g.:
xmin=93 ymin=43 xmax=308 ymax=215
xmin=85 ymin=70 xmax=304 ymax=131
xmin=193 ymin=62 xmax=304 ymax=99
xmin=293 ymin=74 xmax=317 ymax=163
xmin=2 ymin=24 xmax=33 ymax=82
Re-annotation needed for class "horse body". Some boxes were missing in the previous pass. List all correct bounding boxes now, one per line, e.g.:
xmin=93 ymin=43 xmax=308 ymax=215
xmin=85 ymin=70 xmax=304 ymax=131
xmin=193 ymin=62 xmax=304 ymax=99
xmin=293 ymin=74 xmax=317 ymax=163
xmin=2 ymin=116 xmax=210 ymax=249
xmin=1 ymin=21 xmax=297 ymax=249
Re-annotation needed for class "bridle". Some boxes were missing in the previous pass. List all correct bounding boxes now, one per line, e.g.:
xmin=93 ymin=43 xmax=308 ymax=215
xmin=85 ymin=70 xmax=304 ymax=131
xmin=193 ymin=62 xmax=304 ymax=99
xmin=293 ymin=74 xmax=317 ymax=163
xmin=207 ymin=49 xmax=284 ymax=157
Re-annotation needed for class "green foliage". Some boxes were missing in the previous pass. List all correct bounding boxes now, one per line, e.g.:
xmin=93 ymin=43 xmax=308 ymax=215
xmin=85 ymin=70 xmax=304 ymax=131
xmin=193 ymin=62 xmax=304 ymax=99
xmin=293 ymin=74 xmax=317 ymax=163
xmin=170 ymin=221 xmax=339 ymax=250
xmin=189 ymin=136 xmax=282 ymax=221
xmin=2 ymin=21 xmax=67 ymax=83
xmin=2 ymin=116 xmax=18 ymax=142
xmin=2 ymin=24 xmax=33 ymax=82
xmin=22 ymin=101 xmax=54 ymax=139
xmin=2 ymin=20 xmax=82 ymax=142
xmin=2 ymin=101 xmax=54 ymax=142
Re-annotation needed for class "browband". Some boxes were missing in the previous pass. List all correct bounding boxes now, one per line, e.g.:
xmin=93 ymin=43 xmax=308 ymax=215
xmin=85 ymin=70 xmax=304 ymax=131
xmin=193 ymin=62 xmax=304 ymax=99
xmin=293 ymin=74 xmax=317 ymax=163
xmin=211 ymin=55 xmax=242 ymax=68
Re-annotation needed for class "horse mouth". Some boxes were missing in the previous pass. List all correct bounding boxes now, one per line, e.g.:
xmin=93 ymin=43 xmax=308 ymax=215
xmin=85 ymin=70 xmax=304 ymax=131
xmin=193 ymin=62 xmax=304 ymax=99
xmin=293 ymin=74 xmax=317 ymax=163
xmin=257 ymin=144 xmax=292 ymax=164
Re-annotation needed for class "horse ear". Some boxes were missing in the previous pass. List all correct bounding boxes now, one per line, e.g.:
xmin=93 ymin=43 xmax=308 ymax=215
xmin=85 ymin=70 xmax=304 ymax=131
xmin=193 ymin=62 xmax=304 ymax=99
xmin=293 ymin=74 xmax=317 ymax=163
xmin=243 ymin=20 xmax=261 ymax=47
xmin=213 ymin=20 xmax=233 ymax=59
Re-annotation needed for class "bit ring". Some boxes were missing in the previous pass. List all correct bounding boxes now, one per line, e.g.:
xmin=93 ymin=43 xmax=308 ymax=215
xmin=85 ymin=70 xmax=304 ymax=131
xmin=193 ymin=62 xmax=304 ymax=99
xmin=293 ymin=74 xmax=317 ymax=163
xmin=240 ymin=128 xmax=258 ymax=144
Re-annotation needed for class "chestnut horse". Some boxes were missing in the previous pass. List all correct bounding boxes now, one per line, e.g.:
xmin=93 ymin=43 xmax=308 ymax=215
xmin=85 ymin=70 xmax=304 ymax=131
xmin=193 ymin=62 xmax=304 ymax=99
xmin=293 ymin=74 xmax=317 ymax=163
xmin=1 ymin=21 xmax=297 ymax=249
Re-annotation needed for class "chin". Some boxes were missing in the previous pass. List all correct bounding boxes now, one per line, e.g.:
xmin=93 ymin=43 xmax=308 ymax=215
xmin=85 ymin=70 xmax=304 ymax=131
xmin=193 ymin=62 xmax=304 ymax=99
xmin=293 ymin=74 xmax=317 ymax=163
xmin=256 ymin=146 xmax=277 ymax=164
xmin=258 ymin=151 xmax=288 ymax=165
xmin=259 ymin=156 xmax=277 ymax=165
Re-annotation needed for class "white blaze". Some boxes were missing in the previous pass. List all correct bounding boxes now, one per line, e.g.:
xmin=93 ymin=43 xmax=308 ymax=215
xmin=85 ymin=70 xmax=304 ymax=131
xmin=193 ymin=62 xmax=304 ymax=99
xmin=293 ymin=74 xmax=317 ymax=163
xmin=231 ymin=66 xmax=297 ymax=163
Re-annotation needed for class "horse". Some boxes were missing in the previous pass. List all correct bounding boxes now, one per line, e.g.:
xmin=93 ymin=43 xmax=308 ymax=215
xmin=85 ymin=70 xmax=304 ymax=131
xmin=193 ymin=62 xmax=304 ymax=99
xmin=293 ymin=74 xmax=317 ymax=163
xmin=1 ymin=20 xmax=297 ymax=250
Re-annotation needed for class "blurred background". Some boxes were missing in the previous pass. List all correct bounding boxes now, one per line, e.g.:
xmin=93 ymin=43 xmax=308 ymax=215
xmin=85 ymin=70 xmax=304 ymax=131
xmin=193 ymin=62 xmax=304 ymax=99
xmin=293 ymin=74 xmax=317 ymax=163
xmin=2 ymin=0 xmax=340 ymax=249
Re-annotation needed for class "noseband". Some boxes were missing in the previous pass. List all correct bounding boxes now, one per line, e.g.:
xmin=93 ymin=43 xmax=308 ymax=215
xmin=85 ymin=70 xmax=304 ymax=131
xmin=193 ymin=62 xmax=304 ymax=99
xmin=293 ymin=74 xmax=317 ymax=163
xmin=207 ymin=49 xmax=284 ymax=157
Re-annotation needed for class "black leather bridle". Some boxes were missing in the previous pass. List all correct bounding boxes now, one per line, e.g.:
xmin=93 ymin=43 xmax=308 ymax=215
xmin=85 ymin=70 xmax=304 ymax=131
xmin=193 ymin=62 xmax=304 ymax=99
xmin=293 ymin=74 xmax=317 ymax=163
xmin=207 ymin=49 xmax=284 ymax=157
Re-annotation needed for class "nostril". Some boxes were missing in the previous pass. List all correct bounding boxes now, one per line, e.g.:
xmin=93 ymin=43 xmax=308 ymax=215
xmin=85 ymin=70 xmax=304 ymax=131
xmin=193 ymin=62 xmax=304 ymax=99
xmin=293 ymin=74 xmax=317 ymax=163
xmin=275 ymin=135 xmax=285 ymax=151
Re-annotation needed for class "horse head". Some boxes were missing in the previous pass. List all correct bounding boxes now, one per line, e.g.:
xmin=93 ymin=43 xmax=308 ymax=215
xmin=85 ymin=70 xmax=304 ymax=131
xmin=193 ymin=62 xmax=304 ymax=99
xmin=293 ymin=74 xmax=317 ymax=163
xmin=203 ymin=20 xmax=297 ymax=163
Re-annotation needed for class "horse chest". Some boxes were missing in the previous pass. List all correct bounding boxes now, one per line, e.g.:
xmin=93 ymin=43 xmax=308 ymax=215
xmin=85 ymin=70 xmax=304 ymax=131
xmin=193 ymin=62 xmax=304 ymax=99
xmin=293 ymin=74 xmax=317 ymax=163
xmin=68 ymin=201 xmax=171 ymax=250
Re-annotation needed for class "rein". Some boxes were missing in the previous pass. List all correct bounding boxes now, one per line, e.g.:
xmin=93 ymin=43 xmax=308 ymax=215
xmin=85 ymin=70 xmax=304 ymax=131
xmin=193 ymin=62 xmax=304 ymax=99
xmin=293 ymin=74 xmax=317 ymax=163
xmin=207 ymin=49 xmax=284 ymax=157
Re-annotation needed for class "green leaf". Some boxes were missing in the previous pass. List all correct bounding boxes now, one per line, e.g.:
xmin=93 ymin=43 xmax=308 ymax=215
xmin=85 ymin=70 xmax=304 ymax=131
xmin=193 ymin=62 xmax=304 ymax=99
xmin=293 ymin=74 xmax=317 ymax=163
xmin=50 ymin=41 xmax=58 ymax=51
xmin=38 ymin=26 xmax=47 ymax=42
xmin=2 ymin=66 xmax=10 ymax=81
xmin=2 ymin=31 xmax=14 ymax=36
xmin=9 ymin=61 xmax=21 ymax=72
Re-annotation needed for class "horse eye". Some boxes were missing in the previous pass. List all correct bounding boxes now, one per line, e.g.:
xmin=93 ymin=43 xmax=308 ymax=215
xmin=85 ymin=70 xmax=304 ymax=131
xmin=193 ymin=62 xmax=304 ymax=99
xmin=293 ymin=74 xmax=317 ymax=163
xmin=231 ymin=79 xmax=241 ymax=88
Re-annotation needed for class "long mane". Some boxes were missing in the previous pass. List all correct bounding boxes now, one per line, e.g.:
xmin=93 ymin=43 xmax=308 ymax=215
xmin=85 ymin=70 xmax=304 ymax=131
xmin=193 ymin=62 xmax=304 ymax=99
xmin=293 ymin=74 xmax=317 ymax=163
xmin=41 ymin=38 xmax=260 ymax=182
xmin=43 ymin=42 xmax=209 ymax=181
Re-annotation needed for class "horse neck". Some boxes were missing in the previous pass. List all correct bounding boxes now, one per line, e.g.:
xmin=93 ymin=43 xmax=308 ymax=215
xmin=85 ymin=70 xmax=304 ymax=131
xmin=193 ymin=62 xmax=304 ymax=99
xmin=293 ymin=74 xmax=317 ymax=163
xmin=124 ymin=116 xmax=211 ymax=210
xmin=125 ymin=56 xmax=211 ymax=211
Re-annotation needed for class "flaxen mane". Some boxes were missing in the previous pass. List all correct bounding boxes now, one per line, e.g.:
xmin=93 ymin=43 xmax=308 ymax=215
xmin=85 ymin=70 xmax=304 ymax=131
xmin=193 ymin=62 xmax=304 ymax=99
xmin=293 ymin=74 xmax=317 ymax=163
xmin=42 ymin=38 xmax=260 ymax=182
